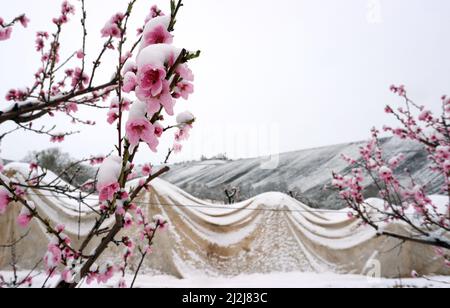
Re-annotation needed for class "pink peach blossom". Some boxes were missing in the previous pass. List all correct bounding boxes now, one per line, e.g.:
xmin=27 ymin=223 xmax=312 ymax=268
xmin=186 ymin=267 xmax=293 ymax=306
xmin=142 ymin=164 xmax=152 ymax=176
xmin=143 ymin=24 xmax=173 ymax=46
xmin=125 ymin=118 xmax=159 ymax=152
xmin=124 ymin=213 xmax=133 ymax=229
xmin=44 ymin=244 xmax=62 ymax=269
xmin=17 ymin=207 xmax=33 ymax=228
xmin=19 ymin=15 xmax=30 ymax=28
xmin=50 ymin=135 xmax=65 ymax=143
xmin=61 ymin=268 xmax=74 ymax=283
xmin=173 ymin=81 xmax=194 ymax=100
xmin=154 ymin=122 xmax=164 ymax=137
xmin=176 ymin=64 xmax=194 ymax=82
xmin=0 ymin=27 xmax=13 ymax=41
xmin=122 ymin=72 xmax=137 ymax=93
xmin=137 ymin=64 xmax=166 ymax=96
xmin=76 ymin=50 xmax=85 ymax=59
xmin=107 ymin=109 xmax=119 ymax=125
xmin=98 ymin=182 xmax=120 ymax=202
xmin=66 ymin=102 xmax=78 ymax=113
xmin=137 ymin=80 xmax=175 ymax=116
xmin=0 ymin=188 xmax=12 ymax=214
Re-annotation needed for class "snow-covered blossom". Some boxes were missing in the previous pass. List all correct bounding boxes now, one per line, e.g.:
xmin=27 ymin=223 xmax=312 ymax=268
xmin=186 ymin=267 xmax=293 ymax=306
xmin=144 ymin=24 xmax=173 ymax=46
xmin=378 ymin=166 xmax=393 ymax=183
xmin=176 ymin=111 xmax=195 ymax=126
xmin=97 ymin=156 xmax=122 ymax=202
xmin=140 ymin=16 xmax=171 ymax=50
xmin=44 ymin=244 xmax=62 ymax=269
xmin=122 ymin=72 xmax=137 ymax=93
xmin=126 ymin=101 xmax=159 ymax=152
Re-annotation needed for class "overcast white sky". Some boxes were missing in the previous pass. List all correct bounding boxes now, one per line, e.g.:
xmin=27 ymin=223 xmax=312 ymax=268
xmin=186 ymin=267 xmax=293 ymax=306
xmin=1 ymin=0 xmax=449 ymax=165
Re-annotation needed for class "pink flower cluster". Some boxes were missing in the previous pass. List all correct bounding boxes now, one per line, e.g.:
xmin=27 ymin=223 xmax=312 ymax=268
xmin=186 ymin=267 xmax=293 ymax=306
xmin=101 ymin=13 xmax=124 ymax=38
xmin=35 ymin=31 xmax=49 ymax=52
xmin=50 ymin=134 xmax=65 ymax=143
xmin=86 ymin=263 xmax=115 ymax=285
xmin=43 ymin=230 xmax=74 ymax=280
xmin=107 ymin=97 xmax=132 ymax=125
xmin=333 ymin=85 xmax=450 ymax=256
xmin=145 ymin=5 xmax=164 ymax=23
xmin=119 ymin=9 xmax=196 ymax=155
xmin=71 ymin=67 xmax=90 ymax=90
xmin=5 ymin=88 xmax=29 ymax=102
xmin=0 ymin=26 xmax=12 ymax=41
xmin=0 ymin=14 xmax=29 ymax=41
xmin=52 ymin=1 xmax=75 ymax=26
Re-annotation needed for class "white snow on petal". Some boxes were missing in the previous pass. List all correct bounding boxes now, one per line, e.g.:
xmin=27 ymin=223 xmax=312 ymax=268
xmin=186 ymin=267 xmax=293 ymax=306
xmin=97 ymin=155 xmax=122 ymax=188
xmin=137 ymin=44 xmax=181 ymax=68
xmin=128 ymin=100 xmax=147 ymax=121
xmin=176 ymin=111 xmax=195 ymax=125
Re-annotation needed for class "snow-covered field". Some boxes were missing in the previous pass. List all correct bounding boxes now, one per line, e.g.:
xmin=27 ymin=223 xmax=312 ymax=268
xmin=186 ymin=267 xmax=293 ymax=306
xmin=162 ymin=137 xmax=440 ymax=209
xmin=2 ymin=272 xmax=449 ymax=288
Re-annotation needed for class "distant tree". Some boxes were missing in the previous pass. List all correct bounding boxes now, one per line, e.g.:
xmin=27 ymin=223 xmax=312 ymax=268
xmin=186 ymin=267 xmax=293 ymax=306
xmin=224 ymin=186 xmax=239 ymax=204
xmin=24 ymin=148 xmax=95 ymax=187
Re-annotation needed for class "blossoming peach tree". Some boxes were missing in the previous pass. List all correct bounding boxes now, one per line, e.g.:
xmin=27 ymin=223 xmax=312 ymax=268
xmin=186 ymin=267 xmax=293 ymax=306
xmin=332 ymin=85 xmax=450 ymax=268
xmin=0 ymin=0 xmax=199 ymax=288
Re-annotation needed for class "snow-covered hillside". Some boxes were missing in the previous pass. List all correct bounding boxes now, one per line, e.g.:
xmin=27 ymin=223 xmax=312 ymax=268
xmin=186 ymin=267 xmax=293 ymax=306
xmin=162 ymin=137 xmax=440 ymax=209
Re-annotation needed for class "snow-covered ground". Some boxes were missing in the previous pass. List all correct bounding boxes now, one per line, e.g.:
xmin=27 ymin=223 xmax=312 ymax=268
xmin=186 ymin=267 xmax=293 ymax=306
xmin=2 ymin=272 xmax=449 ymax=288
